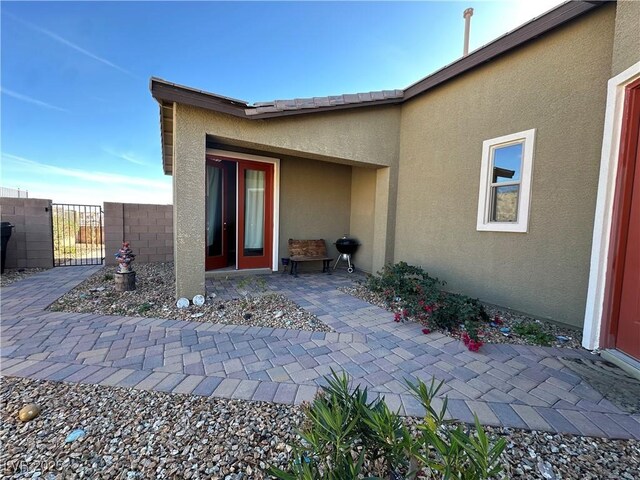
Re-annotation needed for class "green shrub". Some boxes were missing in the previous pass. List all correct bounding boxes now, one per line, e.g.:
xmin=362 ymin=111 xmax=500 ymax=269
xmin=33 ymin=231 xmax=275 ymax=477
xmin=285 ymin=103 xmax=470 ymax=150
xmin=269 ymin=370 xmax=506 ymax=480
xmin=512 ymin=321 xmax=554 ymax=346
xmin=103 ymin=273 xmax=114 ymax=281
xmin=430 ymin=293 xmax=488 ymax=331
xmin=137 ymin=302 xmax=152 ymax=314
xmin=366 ymin=262 xmax=443 ymax=319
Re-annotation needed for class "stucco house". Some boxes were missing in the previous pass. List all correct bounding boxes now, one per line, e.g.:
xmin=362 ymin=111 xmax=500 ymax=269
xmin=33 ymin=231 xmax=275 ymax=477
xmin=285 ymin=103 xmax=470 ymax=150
xmin=150 ymin=1 xmax=640 ymax=365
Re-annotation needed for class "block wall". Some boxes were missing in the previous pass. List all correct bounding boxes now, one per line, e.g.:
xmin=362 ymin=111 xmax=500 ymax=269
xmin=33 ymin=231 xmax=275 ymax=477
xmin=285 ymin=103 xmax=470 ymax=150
xmin=0 ymin=197 xmax=54 ymax=269
xmin=104 ymin=202 xmax=173 ymax=265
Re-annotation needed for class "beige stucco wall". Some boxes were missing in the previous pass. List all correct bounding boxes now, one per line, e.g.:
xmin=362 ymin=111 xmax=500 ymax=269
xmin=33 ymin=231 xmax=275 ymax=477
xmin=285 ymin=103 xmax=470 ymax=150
xmin=279 ymin=156 xmax=352 ymax=272
xmin=173 ymin=103 xmax=206 ymax=298
xmin=193 ymin=105 xmax=401 ymax=168
xmin=395 ymin=4 xmax=616 ymax=326
xmin=349 ymin=167 xmax=377 ymax=273
xmin=611 ymin=0 xmax=640 ymax=76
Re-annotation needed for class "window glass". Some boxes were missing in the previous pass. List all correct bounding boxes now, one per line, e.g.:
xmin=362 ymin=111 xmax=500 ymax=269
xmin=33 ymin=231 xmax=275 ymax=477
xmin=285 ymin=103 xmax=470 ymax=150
xmin=492 ymin=143 xmax=523 ymax=183
xmin=491 ymin=185 xmax=519 ymax=222
xmin=206 ymin=164 xmax=223 ymax=257
xmin=243 ymin=169 xmax=265 ymax=257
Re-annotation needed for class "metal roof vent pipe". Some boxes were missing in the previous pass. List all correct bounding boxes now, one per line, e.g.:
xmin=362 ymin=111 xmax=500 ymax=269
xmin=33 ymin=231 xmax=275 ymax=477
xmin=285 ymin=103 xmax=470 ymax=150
xmin=463 ymin=7 xmax=474 ymax=56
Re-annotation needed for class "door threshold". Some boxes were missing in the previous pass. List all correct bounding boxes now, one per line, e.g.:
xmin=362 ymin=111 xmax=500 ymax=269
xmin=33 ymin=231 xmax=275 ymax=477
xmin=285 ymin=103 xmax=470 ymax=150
xmin=205 ymin=268 xmax=273 ymax=279
xmin=600 ymin=349 xmax=640 ymax=381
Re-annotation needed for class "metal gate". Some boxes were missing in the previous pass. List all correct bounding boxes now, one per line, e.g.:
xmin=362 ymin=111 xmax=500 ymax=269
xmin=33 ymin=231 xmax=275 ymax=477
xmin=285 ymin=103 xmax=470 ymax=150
xmin=52 ymin=204 xmax=105 ymax=266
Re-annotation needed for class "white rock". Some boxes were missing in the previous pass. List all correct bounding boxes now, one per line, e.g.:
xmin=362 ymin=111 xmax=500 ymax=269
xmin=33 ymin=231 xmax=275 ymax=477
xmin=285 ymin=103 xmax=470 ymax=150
xmin=176 ymin=298 xmax=189 ymax=309
xmin=193 ymin=295 xmax=205 ymax=307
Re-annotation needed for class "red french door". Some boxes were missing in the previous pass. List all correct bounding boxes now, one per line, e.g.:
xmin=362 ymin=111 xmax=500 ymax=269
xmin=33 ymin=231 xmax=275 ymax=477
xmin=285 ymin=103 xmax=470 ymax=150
xmin=237 ymin=160 xmax=274 ymax=269
xmin=205 ymin=158 xmax=232 ymax=271
xmin=603 ymin=77 xmax=640 ymax=360
xmin=205 ymin=154 xmax=274 ymax=271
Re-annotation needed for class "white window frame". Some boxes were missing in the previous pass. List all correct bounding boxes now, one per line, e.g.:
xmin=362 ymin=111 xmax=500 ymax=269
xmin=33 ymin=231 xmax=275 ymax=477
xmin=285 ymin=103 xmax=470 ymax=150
xmin=476 ymin=129 xmax=535 ymax=233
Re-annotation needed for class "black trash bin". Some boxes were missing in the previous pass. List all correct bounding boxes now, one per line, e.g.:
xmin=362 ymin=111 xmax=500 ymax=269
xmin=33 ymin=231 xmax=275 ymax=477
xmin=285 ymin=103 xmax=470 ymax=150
xmin=1 ymin=222 xmax=15 ymax=274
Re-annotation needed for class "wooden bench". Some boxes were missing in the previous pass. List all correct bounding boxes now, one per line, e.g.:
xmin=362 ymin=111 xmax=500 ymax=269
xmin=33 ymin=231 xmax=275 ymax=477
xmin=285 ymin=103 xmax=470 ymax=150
xmin=287 ymin=239 xmax=332 ymax=277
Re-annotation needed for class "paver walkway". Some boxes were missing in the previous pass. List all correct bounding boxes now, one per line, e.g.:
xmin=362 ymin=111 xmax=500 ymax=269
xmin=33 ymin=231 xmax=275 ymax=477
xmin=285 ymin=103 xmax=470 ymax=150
xmin=1 ymin=267 xmax=639 ymax=440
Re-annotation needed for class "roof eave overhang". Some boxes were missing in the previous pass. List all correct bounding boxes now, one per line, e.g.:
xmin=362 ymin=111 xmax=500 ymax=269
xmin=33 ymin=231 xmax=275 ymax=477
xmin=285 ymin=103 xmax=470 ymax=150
xmin=159 ymin=101 xmax=173 ymax=175
xmin=404 ymin=0 xmax=607 ymax=100
xmin=150 ymin=78 xmax=403 ymax=174
xmin=150 ymin=0 xmax=609 ymax=175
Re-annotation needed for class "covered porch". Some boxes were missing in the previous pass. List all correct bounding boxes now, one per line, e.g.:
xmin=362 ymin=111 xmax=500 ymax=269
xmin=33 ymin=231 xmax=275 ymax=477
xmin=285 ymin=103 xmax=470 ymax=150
xmin=151 ymin=78 xmax=402 ymax=299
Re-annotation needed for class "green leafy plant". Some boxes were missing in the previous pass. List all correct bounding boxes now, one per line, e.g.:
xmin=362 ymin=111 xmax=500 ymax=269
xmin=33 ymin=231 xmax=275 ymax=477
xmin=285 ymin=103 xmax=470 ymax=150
xmin=366 ymin=262 xmax=443 ymax=320
xmin=429 ymin=294 xmax=487 ymax=332
xmin=408 ymin=379 xmax=505 ymax=479
xmin=237 ymin=275 xmax=268 ymax=295
xmin=270 ymin=371 xmax=506 ymax=480
xmin=137 ymin=302 xmax=152 ymax=314
xmin=103 ymin=273 xmax=114 ymax=281
xmin=512 ymin=321 xmax=554 ymax=346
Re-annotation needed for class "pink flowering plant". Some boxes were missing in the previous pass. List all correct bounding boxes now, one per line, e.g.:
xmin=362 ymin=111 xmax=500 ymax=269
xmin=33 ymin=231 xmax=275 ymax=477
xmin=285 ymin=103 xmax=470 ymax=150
xmin=366 ymin=262 xmax=489 ymax=352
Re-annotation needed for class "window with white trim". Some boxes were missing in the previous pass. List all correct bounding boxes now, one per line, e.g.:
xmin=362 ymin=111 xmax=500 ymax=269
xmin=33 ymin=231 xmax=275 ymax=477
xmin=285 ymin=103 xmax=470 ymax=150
xmin=476 ymin=129 xmax=535 ymax=233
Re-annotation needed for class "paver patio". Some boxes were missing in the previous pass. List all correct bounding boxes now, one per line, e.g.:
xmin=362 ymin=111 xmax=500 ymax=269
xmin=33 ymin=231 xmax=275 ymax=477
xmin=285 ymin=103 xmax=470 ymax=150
xmin=1 ymin=266 xmax=639 ymax=440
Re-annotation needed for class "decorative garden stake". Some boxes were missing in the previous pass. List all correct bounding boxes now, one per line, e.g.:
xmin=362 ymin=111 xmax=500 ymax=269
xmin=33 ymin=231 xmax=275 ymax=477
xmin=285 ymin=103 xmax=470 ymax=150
xmin=115 ymin=242 xmax=135 ymax=272
xmin=114 ymin=242 xmax=136 ymax=292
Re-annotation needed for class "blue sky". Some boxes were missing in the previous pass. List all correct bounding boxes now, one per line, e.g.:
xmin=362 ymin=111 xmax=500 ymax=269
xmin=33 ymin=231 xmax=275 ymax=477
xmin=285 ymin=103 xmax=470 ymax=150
xmin=1 ymin=0 xmax=562 ymax=205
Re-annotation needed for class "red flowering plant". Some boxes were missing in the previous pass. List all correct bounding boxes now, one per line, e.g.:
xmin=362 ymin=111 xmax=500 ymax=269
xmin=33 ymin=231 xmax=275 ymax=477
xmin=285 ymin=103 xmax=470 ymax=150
xmin=461 ymin=320 xmax=484 ymax=352
xmin=367 ymin=262 xmax=442 ymax=312
xmin=367 ymin=262 xmax=489 ymax=351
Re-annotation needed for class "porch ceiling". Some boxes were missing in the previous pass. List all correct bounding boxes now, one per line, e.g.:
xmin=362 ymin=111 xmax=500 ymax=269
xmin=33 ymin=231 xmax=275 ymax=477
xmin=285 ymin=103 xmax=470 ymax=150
xmin=206 ymin=136 xmax=384 ymax=170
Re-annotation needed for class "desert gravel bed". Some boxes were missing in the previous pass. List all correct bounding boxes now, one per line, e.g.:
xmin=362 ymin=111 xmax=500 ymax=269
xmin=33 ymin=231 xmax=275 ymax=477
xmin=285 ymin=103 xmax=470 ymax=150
xmin=2 ymin=376 xmax=639 ymax=479
xmin=48 ymin=263 xmax=330 ymax=332
xmin=1 ymin=268 xmax=47 ymax=287
xmin=340 ymin=284 xmax=583 ymax=349
xmin=1 ymin=375 xmax=303 ymax=479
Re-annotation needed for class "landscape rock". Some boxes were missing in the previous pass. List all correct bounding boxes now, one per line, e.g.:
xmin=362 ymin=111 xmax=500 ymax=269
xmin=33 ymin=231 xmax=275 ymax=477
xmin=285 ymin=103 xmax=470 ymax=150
xmin=47 ymin=262 xmax=331 ymax=332
xmin=1 ymin=376 xmax=638 ymax=479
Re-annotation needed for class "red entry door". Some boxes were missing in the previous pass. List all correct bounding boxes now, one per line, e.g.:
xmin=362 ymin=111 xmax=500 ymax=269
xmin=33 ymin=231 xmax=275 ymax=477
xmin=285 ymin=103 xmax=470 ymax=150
xmin=610 ymin=79 xmax=640 ymax=360
xmin=237 ymin=160 xmax=274 ymax=269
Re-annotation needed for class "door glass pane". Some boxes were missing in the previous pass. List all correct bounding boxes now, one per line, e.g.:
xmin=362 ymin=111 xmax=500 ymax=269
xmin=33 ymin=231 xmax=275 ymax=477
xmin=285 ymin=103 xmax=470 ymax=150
xmin=492 ymin=143 xmax=523 ymax=183
xmin=491 ymin=185 xmax=519 ymax=222
xmin=206 ymin=164 xmax=223 ymax=257
xmin=244 ymin=169 xmax=265 ymax=257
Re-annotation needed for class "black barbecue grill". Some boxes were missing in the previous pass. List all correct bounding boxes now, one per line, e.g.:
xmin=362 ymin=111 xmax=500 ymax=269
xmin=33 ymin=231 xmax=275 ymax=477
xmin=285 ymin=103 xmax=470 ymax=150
xmin=334 ymin=235 xmax=360 ymax=273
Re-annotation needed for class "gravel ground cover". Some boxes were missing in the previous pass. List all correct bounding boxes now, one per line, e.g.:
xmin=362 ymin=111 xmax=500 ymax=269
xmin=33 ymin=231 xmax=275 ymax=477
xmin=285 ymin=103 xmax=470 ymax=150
xmin=339 ymin=284 xmax=583 ymax=349
xmin=1 ymin=268 xmax=47 ymax=287
xmin=48 ymin=263 xmax=330 ymax=332
xmin=2 ymin=376 xmax=639 ymax=480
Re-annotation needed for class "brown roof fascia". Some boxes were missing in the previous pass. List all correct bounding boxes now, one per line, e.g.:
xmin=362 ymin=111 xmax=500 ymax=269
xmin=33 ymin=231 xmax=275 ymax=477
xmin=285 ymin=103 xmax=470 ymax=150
xmin=151 ymin=78 xmax=250 ymax=119
xmin=404 ymin=0 xmax=607 ymax=100
xmin=246 ymin=97 xmax=403 ymax=119
xmin=151 ymin=77 xmax=403 ymax=119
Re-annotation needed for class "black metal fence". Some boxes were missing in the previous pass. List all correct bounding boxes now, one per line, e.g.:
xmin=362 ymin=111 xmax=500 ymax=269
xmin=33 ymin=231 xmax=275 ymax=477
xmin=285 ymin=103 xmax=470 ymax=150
xmin=52 ymin=204 xmax=104 ymax=266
